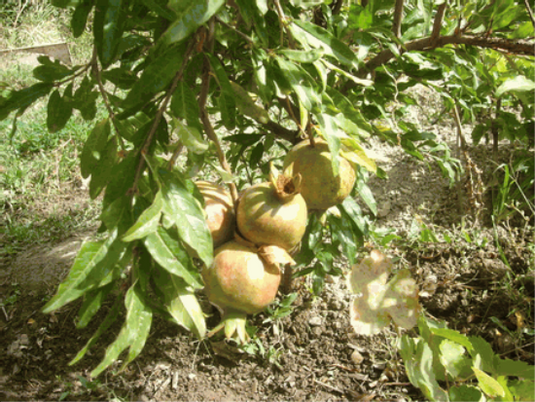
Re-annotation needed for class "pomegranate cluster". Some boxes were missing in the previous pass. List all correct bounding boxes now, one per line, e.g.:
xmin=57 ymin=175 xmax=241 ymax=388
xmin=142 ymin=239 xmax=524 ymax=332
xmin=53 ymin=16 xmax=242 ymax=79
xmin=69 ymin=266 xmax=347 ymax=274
xmin=196 ymin=136 xmax=356 ymax=342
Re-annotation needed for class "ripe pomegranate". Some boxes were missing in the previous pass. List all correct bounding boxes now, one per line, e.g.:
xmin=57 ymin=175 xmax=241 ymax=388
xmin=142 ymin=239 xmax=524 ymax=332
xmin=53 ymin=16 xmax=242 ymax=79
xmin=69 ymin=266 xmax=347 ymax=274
xmin=236 ymin=170 xmax=307 ymax=251
xmin=283 ymin=138 xmax=356 ymax=210
xmin=196 ymin=181 xmax=235 ymax=248
xmin=202 ymin=241 xmax=281 ymax=315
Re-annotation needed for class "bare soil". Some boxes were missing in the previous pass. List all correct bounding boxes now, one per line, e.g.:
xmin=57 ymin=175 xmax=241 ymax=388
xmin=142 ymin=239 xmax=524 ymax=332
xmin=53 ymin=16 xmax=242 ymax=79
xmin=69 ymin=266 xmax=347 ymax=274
xmin=1 ymin=90 xmax=534 ymax=401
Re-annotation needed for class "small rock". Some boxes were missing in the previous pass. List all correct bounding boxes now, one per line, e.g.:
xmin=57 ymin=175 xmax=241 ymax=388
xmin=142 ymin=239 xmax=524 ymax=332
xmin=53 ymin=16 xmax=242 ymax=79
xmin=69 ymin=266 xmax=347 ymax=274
xmin=351 ymin=350 xmax=364 ymax=365
xmin=188 ymin=373 xmax=196 ymax=380
xmin=378 ymin=200 xmax=391 ymax=218
xmin=308 ymin=316 xmax=322 ymax=327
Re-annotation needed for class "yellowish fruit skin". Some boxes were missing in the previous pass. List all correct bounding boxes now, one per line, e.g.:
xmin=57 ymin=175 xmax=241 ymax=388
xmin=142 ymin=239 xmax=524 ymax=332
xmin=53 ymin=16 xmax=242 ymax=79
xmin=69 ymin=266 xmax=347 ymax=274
xmin=196 ymin=181 xmax=235 ymax=248
xmin=236 ymin=182 xmax=307 ymax=251
xmin=283 ymin=139 xmax=356 ymax=210
xmin=202 ymin=241 xmax=281 ymax=315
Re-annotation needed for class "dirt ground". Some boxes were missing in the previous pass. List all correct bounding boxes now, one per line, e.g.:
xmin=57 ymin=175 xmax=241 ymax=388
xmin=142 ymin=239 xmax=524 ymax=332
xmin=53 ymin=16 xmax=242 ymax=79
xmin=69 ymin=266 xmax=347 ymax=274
xmin=1 ymin=88 xmax=534 ymax=401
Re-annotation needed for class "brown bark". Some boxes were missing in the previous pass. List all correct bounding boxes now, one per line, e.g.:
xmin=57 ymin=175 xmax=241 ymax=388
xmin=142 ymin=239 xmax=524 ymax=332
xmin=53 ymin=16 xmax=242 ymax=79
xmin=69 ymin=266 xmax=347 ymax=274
xmin=392 ymin=0 xmax=405 ymax=39
xmin=365 ymin=35 xmax=534 ymax=72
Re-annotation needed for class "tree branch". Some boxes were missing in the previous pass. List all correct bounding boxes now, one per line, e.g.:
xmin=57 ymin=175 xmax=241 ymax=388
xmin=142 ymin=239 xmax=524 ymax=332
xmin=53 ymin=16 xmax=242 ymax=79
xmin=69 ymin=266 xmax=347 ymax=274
xmin=366 ymin=34 xmax=534 ymax=72
xmin=430 ymin=2 xmax=448 ymax=46
xmin=524 ymin=0 xmax=535 ymax=30
xmin=392 ymin=0 xmax=405 ymax=39
xmin=198 ymin=18 xmax=239 ymax=203
xmin=129 ymin=42 xmax=195 ymax=195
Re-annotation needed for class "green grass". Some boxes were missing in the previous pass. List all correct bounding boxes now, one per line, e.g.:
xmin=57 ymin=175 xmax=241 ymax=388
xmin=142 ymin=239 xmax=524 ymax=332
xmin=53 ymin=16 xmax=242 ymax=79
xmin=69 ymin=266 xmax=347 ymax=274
xmin=1 ymin=2 xmax=102 ymax=253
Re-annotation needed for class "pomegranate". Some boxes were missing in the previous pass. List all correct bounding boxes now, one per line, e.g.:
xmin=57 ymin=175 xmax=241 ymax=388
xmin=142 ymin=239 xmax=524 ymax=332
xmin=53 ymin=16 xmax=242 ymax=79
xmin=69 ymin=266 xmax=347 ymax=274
xmin=202 ymin=241 xmax=281 ymax=315
xmin=283 ymin=138 xmax=356 ymax=210
xmin=236 ymin=170 xmax=307 ymax=251
xmin=196 ymin=181 xmax=235 ymax=248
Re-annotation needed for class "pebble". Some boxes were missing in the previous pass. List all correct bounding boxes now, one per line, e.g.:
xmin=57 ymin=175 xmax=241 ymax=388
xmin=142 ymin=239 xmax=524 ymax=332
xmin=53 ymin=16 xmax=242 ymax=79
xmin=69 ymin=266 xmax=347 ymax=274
xmin=351 ymin=350 xmax=364 ymax=365
xmin=308 ymin=316 xmax=322 ymax=327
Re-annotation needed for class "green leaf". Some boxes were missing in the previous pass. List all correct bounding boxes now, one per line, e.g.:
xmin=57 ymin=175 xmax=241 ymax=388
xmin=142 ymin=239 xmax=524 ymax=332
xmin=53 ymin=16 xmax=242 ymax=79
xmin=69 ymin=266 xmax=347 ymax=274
xmin=449 ymin=385 xmax=484 ymax=402
xmin=1 ymin=83 xmax=53 ymax=118
xmin=122 ymin=192 xmax=163 ymax=242
xmin=76 ymin=282 xmax=116 ymax=329
xmin=144 ymin=227 xmax=202 ymax=289
xmin=473 ymin=367 xmax=505 ymax=398
xmin=141 ymin=0 xmax=177 ymax=21
xmin=80 ymin=119 xmax=111 ymax=179
xmin=89 ymin=136 xmax=118 ymax=199
xmin=47 ymin=90 xmax=72 ymax=133
xmin=73 ymin=76 xmax=98 ymax=120
xmin=438 ymin=340 xmax=471 ymax=379
xmin=122 ymin=43 xmax=186 ymax=109
xmin=90 ymin=281 xmax=152 ymax=377
xmin=174 ymin=118 xmax=208 ymax=154
xmin=207 ymin=53 xmax=236 ymax=128
xmin=316 ymin=113 xmax=341 ymax=175
xmin=431 ymin=327 xmax=474 ymax=353
xmin=93 ymin=0 xmax=125 ymax=67
xmin=70 ymin=294 xmax=122 ymax=365
xmin=398 ymin=336 xmax=449 ymax=401
xmin=291 ymin=20 xmax=360 ymax=70
xmin=356 ymin=180 xmax=377 ymax=216
xmin=469 ymin=336 xmax=497 ymax=374
xmin=170 ymin=81 xmax=202 ymax=131
xmin=339 ymin=196 xmax=367 ymax=235
xmin=279 ymin=48 xmax=324 ymax=63
xmin=33 ymin=56 xmax=74 ymax=82
xmin=275 ymin=57 xmax=321 ymax=112
xmin=71 ymin=0 xmax=94 ymax=38
xmin=158 ymin=169 xmax=213 ymax=267
xmin=152 ymin=265 xmax=206 ymax=338
xmin=161 ymin=0 xmax=225 ymax=45
xmin=495 ymin=357 xmax=535 ymax=379
xmin=42 ymin=232 xmax=118 ymax=313
xmin=340 ymin=137 xmax=377 ymax=173
xmin=496 ymin=76 xmax=535 ymax=97
xmin=230 ymin=81 xmax=269 ymax=124
xmin=509 ymin=379 xmax=535 ymax=402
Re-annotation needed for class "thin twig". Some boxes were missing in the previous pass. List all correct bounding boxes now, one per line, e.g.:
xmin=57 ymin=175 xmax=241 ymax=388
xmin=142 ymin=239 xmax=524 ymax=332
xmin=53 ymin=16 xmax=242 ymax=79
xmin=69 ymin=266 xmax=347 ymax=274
xmin=198 ymin=19 xmax=239 ymax=203
xmin=129 ymin=42 xmax=196 ymax=195
xmin=215 ymin=16 xmax=254 ymax=44
xmin=167 ymin=143 xmax=184 ymax=170
xmin=524 ymin=0 xmax=535 ymax=30
xmin=392 ymin=0 xmax=405 ymax=39
xmin=91 ymin=47 xmax=126 ymax=151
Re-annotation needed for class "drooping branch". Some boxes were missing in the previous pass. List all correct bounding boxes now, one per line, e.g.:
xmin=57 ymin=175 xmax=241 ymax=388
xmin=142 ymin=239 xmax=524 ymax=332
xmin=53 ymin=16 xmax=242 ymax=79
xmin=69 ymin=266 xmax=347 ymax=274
xmin=392 ymin=0 xmax=405 ymax=39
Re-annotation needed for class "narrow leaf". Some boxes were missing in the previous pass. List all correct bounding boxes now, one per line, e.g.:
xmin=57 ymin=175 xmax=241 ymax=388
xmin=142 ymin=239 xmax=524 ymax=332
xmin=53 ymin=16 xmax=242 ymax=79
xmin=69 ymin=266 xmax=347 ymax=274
xmin=76 ymin=282 xmax=116 ymax=329
xmin=162 ymin=0 xmax=225 ymax=45
xmin=153 ymin=266 xmax=206 ymax=338
xmin=42 ymin=232 xmax=118 ymax=313
xmin=158 ymin=169 xmax=213 ymax=267
xmin=47 ymin=90 xmax=72 ymax=133
xmin=122 ymin=192 xmax=163 ymax=242
xmin=473 ymin=367 xmax=505 ymax=398
xmin=230 ymin=81 xmax=270 ymax=124
xmin=122 ymin=43 xmax=186 ymax=109
xmin=496 ymin=76 xmax=535 ymax=97
xmin=90 ymin=282 xmax=152 ymax=377
xmin=94 ymin=0 xmax=125 ymax=67
xmin=70 ymin=294 xmax=123 ymax=365
xmin=144 ymin=227 xmax=203 ymax=289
